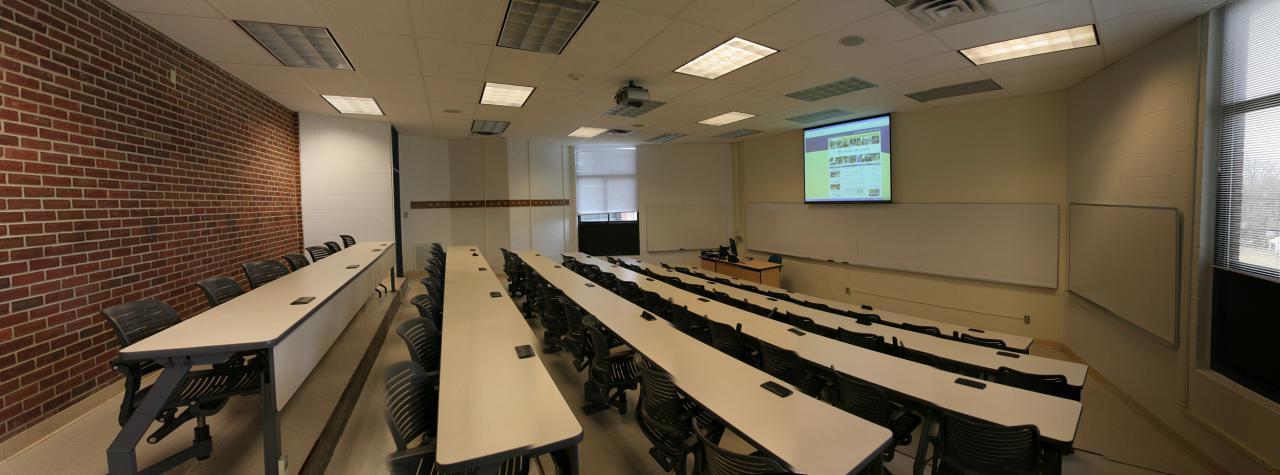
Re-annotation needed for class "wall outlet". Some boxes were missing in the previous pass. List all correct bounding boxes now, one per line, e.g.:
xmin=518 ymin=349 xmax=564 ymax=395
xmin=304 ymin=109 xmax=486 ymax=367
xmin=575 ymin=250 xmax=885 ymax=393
xmin=844 ymin=287 xmax=851 ymax=295
xmin=168 ymin=68 xmax=177 ymax=85
xmin=1024 ymin=314 xmax=1031 ymax=324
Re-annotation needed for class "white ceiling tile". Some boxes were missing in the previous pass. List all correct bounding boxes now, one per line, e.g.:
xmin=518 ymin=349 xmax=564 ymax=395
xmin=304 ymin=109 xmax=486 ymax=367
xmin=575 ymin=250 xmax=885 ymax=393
xmin=418 ymin=38 xmax=493 ymax=80
xmin=433 ymin=118 xmax=474 ymax=138
xmin=217 ymin=62 xmax=312 ymax=93
xmin=474 ymin=104 xmax=521 ymax=122
xmin=676 ymin=0 xmax=798 ymax=33
xmin=132 ymin=13 xmax=280 ymax=65
xmin=410 ymin=0 xmax=505 ymax=45
xmin=749 ymin=95 xmax=809 ymax=114
xmin=858 ymin=52 xmax=972 ymax=86
xmin=1097 ymin=3 xmax=1213 ymax=42
xmin=108 ymin=0 xmax=221 ymax=17
xmin=756 ymin=66 xmax=848 ymax=95
xmin=647 ymin=74 xmax=710 ymax=100
xmin=786 ymin=10 xmax=922 ymax=64
xmin=985 ymin=0 xmax=1059 ymax=10
xmin=586 ymin=66 xmax=674 ymax=94
xmin=291 ymin=68 xmax=371 ymax=95
xmin=266 ymin=91 xmax=336 ymax=114
xmin=424 ymin=77 xmax=483 ymax=103
xmin=523 ymin=88 xmax=585 ymax=109
xmin=885 ymin=67 xmax=989 ymax=95
xmin=670 ymin=81 xmax=747 ymax=105
xmin=560 ymin=3 xmax=669 ymax=62
xmin=1102 ymin=34 xmax=1158 ymax=64
xmin=704 ymin=88 xmax=775 ymax=111
xmin=380 ymin=100 xmax=430 ymax=117
xmin=716 ymin=52 xmax=816 ymax=88
xmin=853 ymin=34 xmax=954 ymax=72
xmin=1092 ymin=0 xmax=1220 ymax=21
xmin=310 ymin=0 xmax=414 ymax=36
xmin=976 ymin=44 xmax=1105 ymax=76
xmin=1002 ymin=78 xmax=1082 ymax=96
xmin=429 ymin=103 xmax=476 ymax=120
xmin=340 ymin=34 xmax=422 ymax=76
xmin=390 ymin=118 xmax=434 ymax=137
xmin=991 ymin=62 xmax=1103 ymax=88
xmin=204 ymin=0 xmax=324 ymax=25
xmin=632 ymin=101 xmax=700 ymax=121
xmin=739 ymin=0 xmax=888 ymax=49
xmin=622 ymin=20 xmax=729 ymax=72
xmin=542 ymin=56 xmax=619 ymax=92
xmin=485 ymin=47 xmax=558 ymax=85
xmin=930 ymin=0 xmax=1094 ymax=49
xmin=362 ymin=73 xmax=427 ymax=100
xmin=598 ymin=0 xmax=696 ymax=16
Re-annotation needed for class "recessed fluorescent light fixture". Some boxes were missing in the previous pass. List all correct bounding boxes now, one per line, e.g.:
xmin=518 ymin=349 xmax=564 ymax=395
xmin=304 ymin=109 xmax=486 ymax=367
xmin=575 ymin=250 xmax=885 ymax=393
xmin=471 ymin=120 xmax=511 ymax=135
xmin=786 ymin=77 xmax=877 ymax=101
xmin=481 ymin=82 xmax=535 ymax=107
xmin=322 ymin=95 xmax=383 ymax=115
xmin=569 ymin=126 xmax=608 ymax=138
xmin=236 ymin=21 xmax=353 ymax=70
xmin=498 ymin=0 xmax=598 ymax=54
xmin=698 ymin=111 xmax=755 ymax=126
xmin=960 ymin=25 xmax=1098 ymax=65
xmin=675 ymin=37 xmax=777 ymax=79
xmin=714 ymin=129 xmax=762 ymax=139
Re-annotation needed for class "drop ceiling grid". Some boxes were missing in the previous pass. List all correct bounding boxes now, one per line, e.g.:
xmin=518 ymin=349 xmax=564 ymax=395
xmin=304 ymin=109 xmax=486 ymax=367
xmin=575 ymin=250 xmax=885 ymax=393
xmin=108 ymin=0 xmax=1225 ymax=144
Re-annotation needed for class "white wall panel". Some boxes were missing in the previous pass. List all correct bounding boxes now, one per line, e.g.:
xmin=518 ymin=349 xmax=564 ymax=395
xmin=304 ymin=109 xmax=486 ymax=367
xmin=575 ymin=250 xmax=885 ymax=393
xmin=300 ymin=113 xmax=393 ymax=246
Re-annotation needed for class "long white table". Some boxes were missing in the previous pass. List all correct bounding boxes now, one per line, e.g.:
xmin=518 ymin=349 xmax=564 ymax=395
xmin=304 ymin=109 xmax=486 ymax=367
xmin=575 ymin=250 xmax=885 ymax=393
xmin=569 ymin=254 xmax=1082 ymax=474
xmin=610 ymin=256 xmax=1086 ymax=387
xmin=645 ymin=257 xmax=1035 ymax=351
xmin=111 ymin=242 xmax=397 ymax=474
xmin=517 ymin=251 xmax=893 ymax=475
xmin=439 ymin=246 xmax=582 ymax=473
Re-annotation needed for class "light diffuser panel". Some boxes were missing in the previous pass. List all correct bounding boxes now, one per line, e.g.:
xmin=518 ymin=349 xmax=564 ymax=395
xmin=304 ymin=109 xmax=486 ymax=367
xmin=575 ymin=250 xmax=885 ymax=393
xmin=322 ymin=95 xmax=383 ymax=115
xmin=960 ymin=25 xmax=1098 ymax=65
xmin=237 ymin=21 xmax=353 ymax=70
xmin=569 ymin=127 xmax=608 ymax=138
xmin=675 ymin=37 xmax=777 ymax=79
xmin=698 ymin=111 xmax=755 ymax=126
xmin=481 ymin=82 xmax=535 ymax=107
xmin=497 ymin=0 xmax=598 ymax=54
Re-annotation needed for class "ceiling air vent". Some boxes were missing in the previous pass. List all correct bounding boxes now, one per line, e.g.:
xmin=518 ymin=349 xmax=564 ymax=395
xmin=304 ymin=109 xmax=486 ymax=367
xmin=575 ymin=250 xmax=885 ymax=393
xmin=905 ymin=79 xmax=1002 ymax=102
xmin=471 ymin=120 xmax=510 ymax=135
xmin=646 ymin=133 xmax=686 ymax=143
xmin=604 ymin=129 xmax=633 ymax=136
xmin=715 ymin=129 xmax=762 ymax=139
xmin=787 ymin=109 xmax=853 ymax=124
xmin=887 ymin=0 xmax=995 ymax=29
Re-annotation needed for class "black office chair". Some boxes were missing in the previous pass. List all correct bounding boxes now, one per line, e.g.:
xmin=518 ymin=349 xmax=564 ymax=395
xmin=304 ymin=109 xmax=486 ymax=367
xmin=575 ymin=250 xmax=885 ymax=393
xmin=960 ymin=333 xmax=1011 ymax=350
xmin=836 ymin=327 xmax=887 ymax=352
xmin=637 ymin=363 xmax=705 ymax=474
xmin=928 ymin=412 xmax=1047 ymax=475
xmin=758 ymin=341 xmax=827 ymax=398
xmin=707 ymin=320 xmax=758 ymax=365
xmin=582 ymin=324 xmax=639 ymax=415
xmin=306 ymin=245 xmax=331 ymax=262
xmin=787 ymin=313 xmax=835 ymax=338
xmin=901 ymin=322 xmax=943 ymax=336
xmin=693 ymin=419 xmax=791 ymax=475
xmin=396 ymin=319 xmax=441 ymax=374
xmin=282 ymin=253 xmax=310 ymax=271
xmin=241 ymin=260 xmax=290 ymax=289
xmin=562 ymin=299 xmax=592 ymax=372
xmin=100 ymin=299 xmax=262 ymax=470
xmin=830 ymin=369 xmax=921 ymax=462
xmin=598 ymin=272 xmax=620 ymax=292
xmin=683 ymin=284 xmax=713 ymax=299
xmin=195 ymin=276 xmax=244 ymax=308
xmin=339 ymin=234 xmax=356 ymax=248
xmin=324 ymin=241 xmax=342 ymax=255
xmin=617 ymin=281 xmax=644 ymax=305
xmin=765 ymin=290 xmax=791 ymax=301
xmin=538 ymin=287 xmax=570 ymax=353
xmin=642 ymin=291 xmax=672 ymax=320
xmin=996 ymin=367 xmax=1081 ymax=401
xmin=671 ymin=305 xmax=710 ymax=343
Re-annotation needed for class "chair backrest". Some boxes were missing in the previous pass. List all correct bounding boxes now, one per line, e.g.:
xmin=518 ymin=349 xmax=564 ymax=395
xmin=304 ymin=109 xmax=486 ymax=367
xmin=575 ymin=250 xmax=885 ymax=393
xmin=617 ymin=281 xmax=643 ymax=303
xmin=306 ymin=245 xmax=331 ymax=262
xmin=936 ymin=412 xmax=1040 ymax=474
xmin=995 ymin=367 xmax=1080 ymax=401
xmin=598 ymin=272 xmax=619 ymax=290
xmin=101 ymin=299 xmax=182 ymax=348
xmin=694 ymin=419 xmax=790 ymax=475
xmin=901 ymin=322 xmax=942 ymax=336
xmin=324 ymin=241 xmax=342 ymax=254
xmin=638 ymin=364 xmax=685 ymax=425
xmin=836 ymin=327 xmax=886 ymax=351
xmin=642 ymin=291 xmax=671 ymax=317
xmin=339 ymin=234 xmax=356 ymax=248
xmin=843 ymin=310 xmax=881 ymax=323
xmin=758 ymin=340 xmax=802 ymax=384
xmin=707 ymin=320 xmax=744 ymax=355
xmin=585 ymin=324 xmax=615 ymax=362
xmin=831 ymin=369 xmax=893 ymax=427
xmin=195 ymin=276 xmax=245 ymax=308
xmin=282 ymin=253 xmax=310 ymax=271
xmin=960 ymin=333 xmax=1010 ymax=350
xmin=241 ymin=260 xmax=290 ymax=289
xmin=396 ymin=318 xmax=441 ymax=372
xmin=383 ymin=361 xmax=438 ymax=451
xmin=768 ymin=254 xmax=782 ymax=264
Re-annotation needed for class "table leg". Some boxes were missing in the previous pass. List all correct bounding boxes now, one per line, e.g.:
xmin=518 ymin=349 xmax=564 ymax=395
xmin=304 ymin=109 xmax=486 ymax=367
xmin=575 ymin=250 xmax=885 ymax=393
xmin=107 ymin=364 xmax=190 ymax=474
xmin=912 ymin=409 xmax=936 ymax=475
xmin=550 ymin=444 xmax=579 ymax=475
xmin=389 ymin=266 xmax=397 ymax=293
xmin=261 ymin=362 xmax=283 ymax=475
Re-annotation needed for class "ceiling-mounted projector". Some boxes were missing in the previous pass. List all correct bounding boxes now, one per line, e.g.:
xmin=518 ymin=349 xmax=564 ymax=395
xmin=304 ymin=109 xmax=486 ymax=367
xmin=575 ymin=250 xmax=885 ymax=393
xmin=606 ymin=81 xmax=666 ymax=117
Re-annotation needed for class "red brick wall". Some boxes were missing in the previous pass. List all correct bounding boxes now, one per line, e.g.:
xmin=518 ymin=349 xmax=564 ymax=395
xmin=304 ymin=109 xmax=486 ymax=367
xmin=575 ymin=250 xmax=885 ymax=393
xmin=0 ymin=0 xmax=302 ymax=443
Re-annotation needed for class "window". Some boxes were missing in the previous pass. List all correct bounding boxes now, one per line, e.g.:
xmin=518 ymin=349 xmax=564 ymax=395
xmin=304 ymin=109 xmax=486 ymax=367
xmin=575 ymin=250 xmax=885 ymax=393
xmin=575 ymin=148 xmax=637 ymax=221
xmin=1211 ymin=0 xmax=1280 ymax=404
xmin=1216 ymin=0 xmax=1280 ymax=278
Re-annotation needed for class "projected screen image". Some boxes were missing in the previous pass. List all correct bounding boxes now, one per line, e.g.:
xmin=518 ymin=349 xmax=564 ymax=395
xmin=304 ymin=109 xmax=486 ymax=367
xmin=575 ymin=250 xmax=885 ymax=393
xmin=803 ymin=114 xmax=892 ymax=203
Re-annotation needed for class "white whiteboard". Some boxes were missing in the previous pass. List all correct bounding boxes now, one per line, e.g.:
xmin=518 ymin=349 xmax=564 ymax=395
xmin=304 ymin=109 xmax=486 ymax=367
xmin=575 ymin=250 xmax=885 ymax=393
xmin=1068 ymin=204 xmax=1179 ymax=346
xmin=745 ymin=202 xmax=1060 ymax=288
xmin=646 ymin=204 xmax=732 ymax=252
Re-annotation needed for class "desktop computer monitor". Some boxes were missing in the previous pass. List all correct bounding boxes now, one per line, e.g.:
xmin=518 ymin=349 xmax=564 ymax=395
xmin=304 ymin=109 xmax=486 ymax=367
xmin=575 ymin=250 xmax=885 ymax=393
xmin=729 ymin=238 xmax=738 ymax=256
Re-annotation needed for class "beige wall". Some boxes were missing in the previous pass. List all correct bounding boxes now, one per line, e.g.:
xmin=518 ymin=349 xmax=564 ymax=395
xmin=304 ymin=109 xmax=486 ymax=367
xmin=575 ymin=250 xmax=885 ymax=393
xmin=1066 ymin=18 xmax=1277 ymax=473
xmin=638 ymin=143 xmax=735 ymax=267
xmin=739 ymin=92 xmax=1069 ymax=340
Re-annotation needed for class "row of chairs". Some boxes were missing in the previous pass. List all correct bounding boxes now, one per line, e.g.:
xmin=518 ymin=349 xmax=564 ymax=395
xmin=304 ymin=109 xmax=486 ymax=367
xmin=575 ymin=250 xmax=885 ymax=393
xmin=618 ymin=260 xmax=1080 ymax=402
xmin=657 ymin=262 xmax=1027 ymax=354
xmin=566 ymin=256 xmax=1064 ymax=474
xmin=195 ymin=235 xmax=361 ymax=307
xmin=383 ymin=243 xmax=531 ymax=474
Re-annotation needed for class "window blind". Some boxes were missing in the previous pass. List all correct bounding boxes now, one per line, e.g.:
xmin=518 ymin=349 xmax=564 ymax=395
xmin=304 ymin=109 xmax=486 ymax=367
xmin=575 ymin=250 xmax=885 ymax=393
xmin=575 ymin=148 xmax=637 ymax=215
xmin=1216 ymin=0 xmax=1280 ymax=280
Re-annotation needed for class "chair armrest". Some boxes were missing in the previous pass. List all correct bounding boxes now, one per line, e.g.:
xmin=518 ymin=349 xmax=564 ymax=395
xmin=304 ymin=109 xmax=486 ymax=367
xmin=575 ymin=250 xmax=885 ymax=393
xmin=888 ymin=403 xmax=916 ymax=422
xmin=386 ymin=444 xmax=437 ymax=465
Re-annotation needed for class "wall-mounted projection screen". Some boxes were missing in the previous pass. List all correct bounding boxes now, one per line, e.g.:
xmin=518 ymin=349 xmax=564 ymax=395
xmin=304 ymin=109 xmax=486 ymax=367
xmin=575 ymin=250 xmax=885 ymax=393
xmin=803 ymin=114 xmax=892 ymax=203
